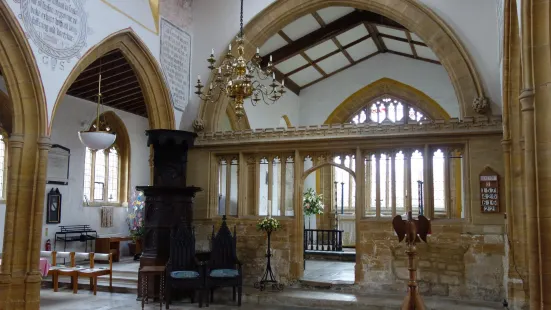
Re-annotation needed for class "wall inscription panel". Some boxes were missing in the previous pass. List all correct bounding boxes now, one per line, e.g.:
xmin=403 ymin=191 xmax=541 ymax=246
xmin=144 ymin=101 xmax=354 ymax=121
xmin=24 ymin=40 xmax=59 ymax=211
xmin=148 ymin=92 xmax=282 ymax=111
xmin=479 ymin=167 xmax=500 ymax=213
xmin=19 ymin=0 xmax=88 ymax=70
xmin=160 ymin=17 xmax=191 ymax=111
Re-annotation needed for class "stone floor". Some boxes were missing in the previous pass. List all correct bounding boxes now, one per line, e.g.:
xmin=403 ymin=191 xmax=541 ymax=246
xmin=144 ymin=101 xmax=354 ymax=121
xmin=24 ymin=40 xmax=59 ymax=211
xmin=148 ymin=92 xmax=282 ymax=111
xmin=302 ymin=260 xmax=355 ymax=284
xmin=39 ymin=289 xmax=329 ymax=310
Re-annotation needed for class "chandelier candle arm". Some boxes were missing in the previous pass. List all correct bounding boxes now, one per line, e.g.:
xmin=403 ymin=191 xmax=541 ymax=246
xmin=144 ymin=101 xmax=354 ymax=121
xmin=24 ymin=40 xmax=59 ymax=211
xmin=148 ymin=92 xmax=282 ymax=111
xmin=194 ymin=0 xmax=286 ymax=119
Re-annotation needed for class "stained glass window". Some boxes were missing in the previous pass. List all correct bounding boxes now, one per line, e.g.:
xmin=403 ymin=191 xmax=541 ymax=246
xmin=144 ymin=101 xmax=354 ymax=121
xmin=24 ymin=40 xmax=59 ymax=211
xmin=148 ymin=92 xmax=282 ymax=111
xmin=350 ymin=97 xmax=429 ymax=124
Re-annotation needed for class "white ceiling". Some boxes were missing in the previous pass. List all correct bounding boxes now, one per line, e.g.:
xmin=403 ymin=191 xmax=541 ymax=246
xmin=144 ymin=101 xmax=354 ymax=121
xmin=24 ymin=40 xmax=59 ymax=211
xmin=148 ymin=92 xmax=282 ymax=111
xmin=260 ymin=7 xmax=440 ymax=92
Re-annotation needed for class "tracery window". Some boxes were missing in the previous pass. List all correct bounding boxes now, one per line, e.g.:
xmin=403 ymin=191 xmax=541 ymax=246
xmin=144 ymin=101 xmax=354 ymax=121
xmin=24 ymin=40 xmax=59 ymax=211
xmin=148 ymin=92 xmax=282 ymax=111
xmin=257 ymin=155 xmax=294 ymax=217
xmin=364 ymin=147 xmax=464 ymax=219
xmin=83 ymin=147 xmax=121 ymax=203
xmin=217 ymin=156 xmax=239 ymax=216
xmin=333 ymin=155 xmax=355 ymax=213
xmin=350 ymin=97 xmax=429 ymax=124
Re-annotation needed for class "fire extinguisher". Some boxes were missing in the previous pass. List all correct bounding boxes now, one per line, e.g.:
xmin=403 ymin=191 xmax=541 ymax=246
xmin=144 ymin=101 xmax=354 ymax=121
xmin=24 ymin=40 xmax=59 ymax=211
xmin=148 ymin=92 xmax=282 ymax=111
xmin=45 ymin=239 xmax=51 ymax=251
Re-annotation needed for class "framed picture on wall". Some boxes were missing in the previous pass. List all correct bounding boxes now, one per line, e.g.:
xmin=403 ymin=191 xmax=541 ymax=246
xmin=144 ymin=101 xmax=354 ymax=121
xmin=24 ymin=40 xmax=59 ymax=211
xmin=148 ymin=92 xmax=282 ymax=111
xmin=46 ymin=188 xmax=62 ymax=224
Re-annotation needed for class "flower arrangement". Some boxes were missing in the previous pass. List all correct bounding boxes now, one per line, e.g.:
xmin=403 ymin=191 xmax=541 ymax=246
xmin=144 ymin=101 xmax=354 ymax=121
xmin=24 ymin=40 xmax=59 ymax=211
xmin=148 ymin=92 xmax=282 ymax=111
xmin=303 ymin=188 xmax=324 ymax=216
xmin=256 ymin=217 xmax=281 ymax=233
xmin=126 ymin=190 xmax=145 ymax=243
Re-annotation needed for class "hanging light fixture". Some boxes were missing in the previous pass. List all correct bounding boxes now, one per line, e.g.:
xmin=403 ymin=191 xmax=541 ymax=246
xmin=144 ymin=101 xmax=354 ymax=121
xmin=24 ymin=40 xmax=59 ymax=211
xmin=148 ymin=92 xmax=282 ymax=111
xmin=194 ymin=0 xmax=285 ymax=119
xmin=78 ymin=73 xmax=116 ymax=150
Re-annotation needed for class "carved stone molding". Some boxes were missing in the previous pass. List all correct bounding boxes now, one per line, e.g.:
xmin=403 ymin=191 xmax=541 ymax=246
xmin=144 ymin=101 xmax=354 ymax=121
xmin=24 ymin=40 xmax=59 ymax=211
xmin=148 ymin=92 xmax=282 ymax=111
xmin=193 ymin=118 xmax=205 ymax=132
xmin=195 ymin=116 xmax=503 ymax=146
xmin=472 ymin=96 xmax=490 ymax=114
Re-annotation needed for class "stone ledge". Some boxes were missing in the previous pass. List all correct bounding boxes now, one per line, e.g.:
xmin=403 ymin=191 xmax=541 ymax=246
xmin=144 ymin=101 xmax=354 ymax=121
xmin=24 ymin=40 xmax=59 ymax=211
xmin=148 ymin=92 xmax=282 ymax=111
xmin=196 ymin=116 xmax=503 ymax=146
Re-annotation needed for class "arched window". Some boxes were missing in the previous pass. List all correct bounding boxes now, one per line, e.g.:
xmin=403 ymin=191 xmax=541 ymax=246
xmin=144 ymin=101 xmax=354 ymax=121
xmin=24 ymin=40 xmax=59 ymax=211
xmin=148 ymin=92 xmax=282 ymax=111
xmin=82 ymin=112 xmax=130 ymax=205
xmin=350 ymin=96 xmax=430 ymax=124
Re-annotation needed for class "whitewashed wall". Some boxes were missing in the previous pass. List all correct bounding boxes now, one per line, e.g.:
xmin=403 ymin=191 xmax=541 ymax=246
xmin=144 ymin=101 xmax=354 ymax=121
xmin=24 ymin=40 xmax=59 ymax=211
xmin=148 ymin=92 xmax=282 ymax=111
xmin=41 ymin=94 xmax=150 ymax=252
xmin=298 ymin=54 xmax=458 ymax=125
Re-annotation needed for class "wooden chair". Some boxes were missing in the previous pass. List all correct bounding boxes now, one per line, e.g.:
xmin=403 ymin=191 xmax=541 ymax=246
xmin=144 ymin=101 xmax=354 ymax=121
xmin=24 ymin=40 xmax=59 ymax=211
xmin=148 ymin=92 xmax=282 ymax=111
xmin=78 ymin=253 xmax=113 ymax=295
xmin=54 ymin=252 xmax=88 ymax=294
xmin=165 ymin=225 xmax=205 ymax=309
xmin=47 ymin=251 xmax=72 ymax=292
xmin=205 ymin=216 xmax=242 ymax=307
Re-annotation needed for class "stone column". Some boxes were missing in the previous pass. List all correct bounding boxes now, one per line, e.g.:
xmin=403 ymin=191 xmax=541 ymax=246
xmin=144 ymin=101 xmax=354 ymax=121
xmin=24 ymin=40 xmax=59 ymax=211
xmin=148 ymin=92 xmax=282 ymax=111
xmin=0 ymin=134 xmax=50 ymax=310
xmin=520 ymin=1 xmax=541 ymax=308
xmin=354 ymin=147 xmax=364 ymax=283
xmin=404 ymin=149 xmax=413 ymax=213
xmin=527 ymin=0 xmax=551 ymax=307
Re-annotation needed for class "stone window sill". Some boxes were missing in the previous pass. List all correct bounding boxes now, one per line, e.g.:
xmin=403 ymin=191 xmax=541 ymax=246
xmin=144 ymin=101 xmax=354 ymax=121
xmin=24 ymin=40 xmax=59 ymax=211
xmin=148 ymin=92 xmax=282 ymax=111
xmin=83 ymin=201 xmax=128 ymax=207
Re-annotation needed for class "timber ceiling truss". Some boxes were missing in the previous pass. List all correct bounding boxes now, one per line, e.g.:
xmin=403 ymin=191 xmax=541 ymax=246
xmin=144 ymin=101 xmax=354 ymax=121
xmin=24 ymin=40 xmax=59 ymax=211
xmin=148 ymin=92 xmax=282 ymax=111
xmin=260 ymin=8 xmax=440 ymax=95
xmin=66 ymin=49 xmax=148 ymax=118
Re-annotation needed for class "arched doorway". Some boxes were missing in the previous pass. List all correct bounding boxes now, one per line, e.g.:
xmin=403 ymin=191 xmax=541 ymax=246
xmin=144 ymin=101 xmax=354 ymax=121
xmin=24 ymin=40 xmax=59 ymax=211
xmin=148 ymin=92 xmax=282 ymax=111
xmin=198 ymin=0 xmax=486 ymax=132
xmin=0 ymin=3 xmax=49 ymax=309
xmin=300 ymin=157 xmax=357 ymax=285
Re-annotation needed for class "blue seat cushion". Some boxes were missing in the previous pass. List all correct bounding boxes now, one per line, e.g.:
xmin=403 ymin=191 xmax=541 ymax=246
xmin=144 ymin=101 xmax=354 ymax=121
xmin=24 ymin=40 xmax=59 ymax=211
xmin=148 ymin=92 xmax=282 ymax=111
xmin=171 ymin=270 xmax=200 ymax=279
xmin=210 ymin=269 xmax=239 ymax=278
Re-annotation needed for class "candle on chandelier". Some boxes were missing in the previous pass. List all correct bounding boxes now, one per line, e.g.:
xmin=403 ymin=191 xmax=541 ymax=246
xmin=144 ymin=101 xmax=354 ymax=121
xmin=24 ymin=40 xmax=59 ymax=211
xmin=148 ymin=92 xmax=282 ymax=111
xmin=270 ymin=55 xmax=273 ymax=62
xmin=282 ymin=79 xmax=285 ymax=87
xmin=197 ymin=75 xmax=201 ymax=81
xmin=229 ymin=44 xmax=232 ymax=51
xmin=211 ymin=48 xmax=214 ymax=55
xmin=256 ymin=47 xmax=260 ymax=54
xmin=272 ymin=72 xmax=275 ymax=80
xmin=209 ymin=83 xmax=213 ymax=90
xmin=268 ymin=200 xmax=272 ymax=217
xmin=218 ymin=67 xmax=221 ymax=74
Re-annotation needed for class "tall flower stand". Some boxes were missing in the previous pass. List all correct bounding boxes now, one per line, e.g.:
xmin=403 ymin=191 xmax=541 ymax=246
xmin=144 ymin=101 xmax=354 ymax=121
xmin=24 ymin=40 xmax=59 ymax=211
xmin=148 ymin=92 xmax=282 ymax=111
xmin=254 ymin=229 xmax=284 ymax=291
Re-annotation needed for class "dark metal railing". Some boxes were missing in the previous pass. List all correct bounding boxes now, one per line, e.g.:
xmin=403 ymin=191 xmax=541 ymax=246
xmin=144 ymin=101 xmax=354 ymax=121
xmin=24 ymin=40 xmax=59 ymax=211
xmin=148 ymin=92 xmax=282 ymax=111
xmin=304 ymin=229 xmax=343 ymax=252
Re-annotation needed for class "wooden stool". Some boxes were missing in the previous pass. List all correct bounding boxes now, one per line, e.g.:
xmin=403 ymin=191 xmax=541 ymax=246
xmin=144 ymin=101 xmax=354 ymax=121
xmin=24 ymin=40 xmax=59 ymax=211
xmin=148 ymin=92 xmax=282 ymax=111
xmin=140 ymin=266 xmax=166 ymax=310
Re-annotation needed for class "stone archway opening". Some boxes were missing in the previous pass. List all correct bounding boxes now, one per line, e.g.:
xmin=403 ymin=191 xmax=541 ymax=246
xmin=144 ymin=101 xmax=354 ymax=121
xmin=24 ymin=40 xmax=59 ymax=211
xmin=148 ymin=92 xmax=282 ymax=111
xmin=0 ymin=3 xmax=49 ymax=309
xmin=300 ymin=158 xmax=357 ymax=286
xmin=199 ymin=0 xmax=487 ymax=132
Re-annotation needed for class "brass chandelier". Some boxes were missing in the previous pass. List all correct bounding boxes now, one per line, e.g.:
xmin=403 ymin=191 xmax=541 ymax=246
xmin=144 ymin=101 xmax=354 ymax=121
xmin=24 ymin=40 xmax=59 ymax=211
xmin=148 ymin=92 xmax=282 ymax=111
xmin=194 ymin=0 xmax=286 ymax=119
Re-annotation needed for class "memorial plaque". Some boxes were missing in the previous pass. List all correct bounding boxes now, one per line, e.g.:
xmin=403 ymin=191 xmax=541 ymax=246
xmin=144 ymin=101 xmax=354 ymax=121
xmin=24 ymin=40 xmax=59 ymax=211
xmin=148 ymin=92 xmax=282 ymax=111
xmin=20 ymin=0 xmax=88 ymax=69
xmin=160 ymin=18 xmax=191 ymax=111
xmin=480 ymin=167 xmax=500 ymax=213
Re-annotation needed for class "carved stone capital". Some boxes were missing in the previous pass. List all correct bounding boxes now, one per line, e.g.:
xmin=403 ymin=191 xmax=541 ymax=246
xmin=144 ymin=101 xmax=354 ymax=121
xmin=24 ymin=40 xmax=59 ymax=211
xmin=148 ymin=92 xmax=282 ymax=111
xmin=472 ymin=96 xmax=489 ymax=114
xmin=192 ymin=118 xmax=205 ymax=132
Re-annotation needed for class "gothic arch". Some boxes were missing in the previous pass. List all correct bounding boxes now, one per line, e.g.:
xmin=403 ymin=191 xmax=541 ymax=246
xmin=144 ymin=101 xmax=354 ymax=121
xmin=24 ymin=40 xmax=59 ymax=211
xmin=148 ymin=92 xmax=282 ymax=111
xmin=325 ymin=78 xmax=451 ymax=124
xmin=199 ymin=0 xmax=486 ymax=132
xmin=303 ymin=162 xmax=356 ymax=181
xmin=0 ymin=2 xmax=49 ymax=308
xmin=51 ymin=29 xmax=175 ymax=131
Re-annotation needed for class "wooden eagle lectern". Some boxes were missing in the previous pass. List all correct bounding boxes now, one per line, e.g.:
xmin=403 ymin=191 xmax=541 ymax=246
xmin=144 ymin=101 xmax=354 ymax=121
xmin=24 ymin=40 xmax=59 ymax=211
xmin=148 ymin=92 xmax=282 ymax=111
xmin=392 ymin=211 xmax=431 ymax=310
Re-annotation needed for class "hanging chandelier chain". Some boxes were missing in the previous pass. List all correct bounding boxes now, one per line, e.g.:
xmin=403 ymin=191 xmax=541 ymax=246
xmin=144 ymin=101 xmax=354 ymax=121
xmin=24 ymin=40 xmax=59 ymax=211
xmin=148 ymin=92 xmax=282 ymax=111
xmin=240 ymin=0 xmax=244 ymax=38
xmin=195 ymin=0 xmax=285 ymax=119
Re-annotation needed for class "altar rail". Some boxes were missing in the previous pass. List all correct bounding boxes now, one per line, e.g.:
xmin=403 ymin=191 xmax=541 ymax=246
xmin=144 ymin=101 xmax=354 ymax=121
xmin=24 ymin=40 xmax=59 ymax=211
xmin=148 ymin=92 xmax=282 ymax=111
xmin=195 ymin=116 xmax=503 ymax=146
xmin=304 ymin=229 xmax=343 ymax=252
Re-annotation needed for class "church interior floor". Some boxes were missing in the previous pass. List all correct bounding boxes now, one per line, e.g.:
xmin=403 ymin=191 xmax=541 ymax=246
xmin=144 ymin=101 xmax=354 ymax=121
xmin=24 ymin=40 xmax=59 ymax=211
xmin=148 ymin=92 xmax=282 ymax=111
xmin=302 ymin=260 xmax=355 ymax=285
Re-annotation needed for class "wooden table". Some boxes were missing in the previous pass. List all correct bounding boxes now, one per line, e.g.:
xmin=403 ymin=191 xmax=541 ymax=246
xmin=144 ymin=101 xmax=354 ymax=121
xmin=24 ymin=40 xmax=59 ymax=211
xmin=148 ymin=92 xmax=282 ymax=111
xmin=95 ymin=236 xmax=132 ymax=262
xmin=140 ymin=266 xmax=166 ymax=310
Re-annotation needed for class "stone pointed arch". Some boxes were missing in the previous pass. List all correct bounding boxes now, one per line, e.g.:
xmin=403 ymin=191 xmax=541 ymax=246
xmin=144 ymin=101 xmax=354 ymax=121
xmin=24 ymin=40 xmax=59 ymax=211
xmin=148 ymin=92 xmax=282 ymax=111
xmin=0 ymin=2 xmax=50 ymax=309
xmin=199 ymin=0 xmax=486 ymax=132
xmin=51 ymin=28 xmax=175 ymax=131
xmin=325 ymin=78 xmax=451 ymax=124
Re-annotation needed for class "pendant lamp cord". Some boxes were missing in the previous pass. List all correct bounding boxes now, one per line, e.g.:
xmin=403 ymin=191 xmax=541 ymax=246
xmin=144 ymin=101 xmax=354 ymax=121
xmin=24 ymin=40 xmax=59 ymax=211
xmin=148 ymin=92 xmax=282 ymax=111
xmin=239 ymin=0 xmax=244 ymax=38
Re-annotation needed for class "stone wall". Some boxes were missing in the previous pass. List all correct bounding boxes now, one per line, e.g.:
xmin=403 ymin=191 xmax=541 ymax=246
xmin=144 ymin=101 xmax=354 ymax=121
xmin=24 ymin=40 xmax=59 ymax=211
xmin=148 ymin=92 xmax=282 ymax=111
xmin=187 ymin=125 xmax=505 ymax=302
xmin=356 ymin=221 xmax=504 ymax=302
